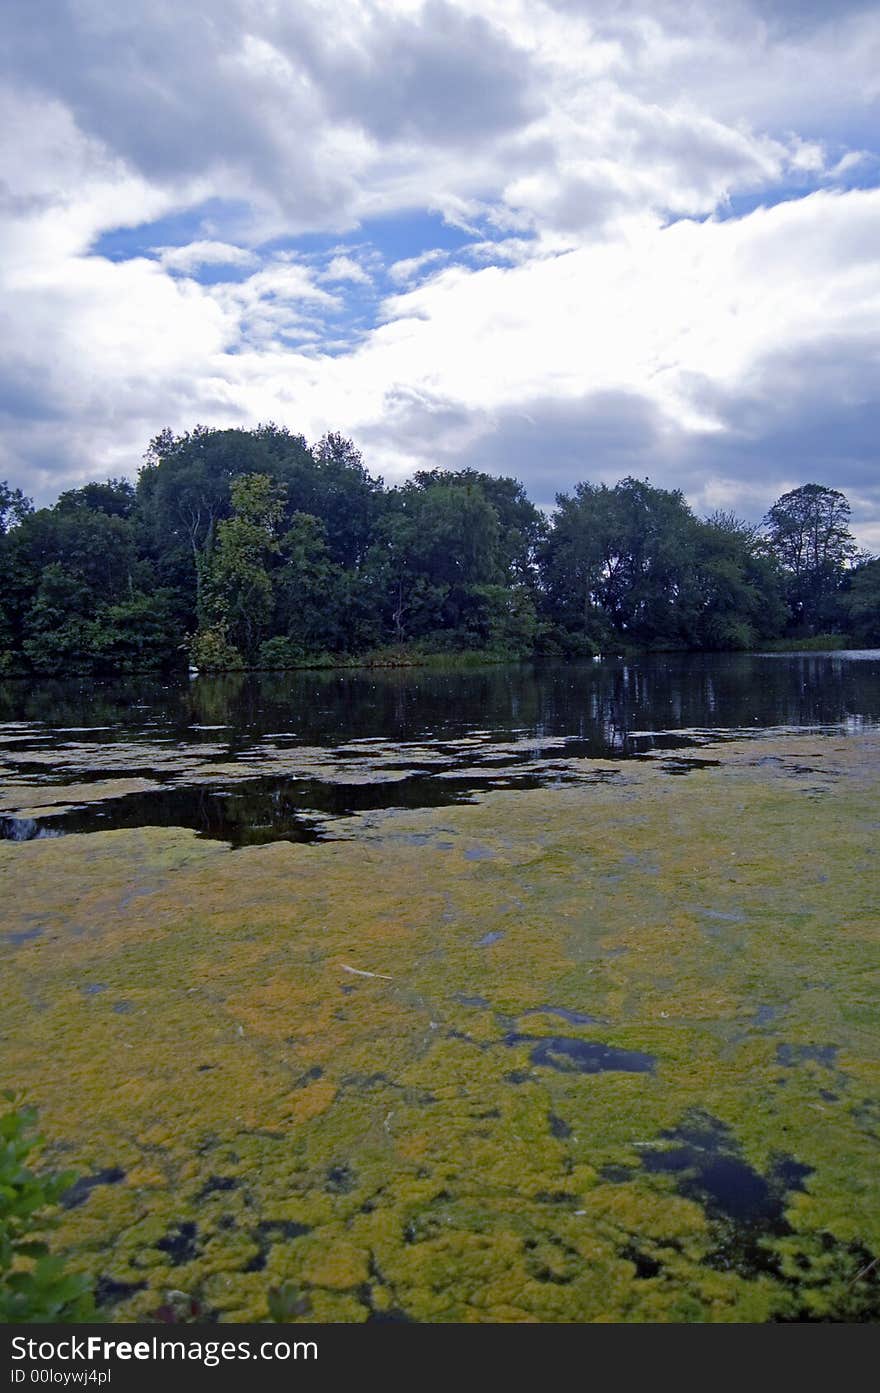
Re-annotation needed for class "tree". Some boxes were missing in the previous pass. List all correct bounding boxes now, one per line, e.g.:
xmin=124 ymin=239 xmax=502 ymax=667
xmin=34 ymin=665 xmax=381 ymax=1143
xmin=841 ymin=557 xmax=880 ymax=645
xmin=539 ymin=478 xmax=701 ymax=648
xmin=762 ymin=484 xmax=857 ymax=631
xmin=56 ymin=478 xmax=136 ymax=519
xmin=268 ymin=511 xmax=347 ymax=658
xmin=309 ymin=433 xmax=382 ymax=567
xmin=689 ymin=513 xmax=786 ymax=650
xmin=0 ymin=481 xmax=33 ymax=535
xmin=373 ymin=474 xmax=505 ymax=645
xmin=196 ymin=473 xmax=287 ymax=664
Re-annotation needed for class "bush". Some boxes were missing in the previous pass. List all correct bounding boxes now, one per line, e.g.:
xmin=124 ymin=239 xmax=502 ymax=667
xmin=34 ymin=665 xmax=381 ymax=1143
xmin=190 ymin=624 xmax=245 ymax=671
xmin=258 ymin=636 xmax=309 ymax=669
xmin=0 ymin=1095 xmax=96 ymax=1322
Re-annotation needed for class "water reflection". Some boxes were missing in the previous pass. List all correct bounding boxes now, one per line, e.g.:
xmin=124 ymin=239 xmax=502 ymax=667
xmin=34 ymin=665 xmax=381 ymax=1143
xmin=1 ymin=652 xmax=878 ymax=844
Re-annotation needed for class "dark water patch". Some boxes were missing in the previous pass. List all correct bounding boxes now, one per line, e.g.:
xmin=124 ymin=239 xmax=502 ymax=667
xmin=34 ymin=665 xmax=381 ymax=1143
xmin=521 ymin=1005 xmax=600 ymax=1026
xmin=506 ymin=1034 xmax=656 ymax=1074
xmin=4 ymin=926 xmax=43 ymax=945
xmin=777 ymin=1043 xmax=838 ymax=1068
xmin=656 ymin=758 xmax=722 ymax=776
xmin=366 ymin=1304 xmax=413 ymax=1322
xmin=3 ymin=771 xmax=560 ymax=848
xmin=620 ymin=1243 xmax=662 ymax=1279
xmin=95 ymin=1275 xmax=147 ymax=1307
xmin=61 ymin=1167 xmax=125 ymax=1209
xmin=773 ymin=1239 xmax=880 ymax=1322
xmin=453 ymin=993 xmax=490 ymax=1009
xmin=112 ymin=1000 xmax=133 ymax=1014
xmin=295 ymin=1064 xmax=324 ymax=1086
xmin=341 ymin=1071 xmax=392 ymax=1092
xmin=195 ymin=1175 xmax=240 ymax=1201
xmin=244 ymin=1218 xmax=311 ymax=1272
xmin=754 ymin=1005 xmax=779 ymax=1026
xmin=0 ymin=815 xmax=63 ymax=842
xmin=326 ymin=1163 xmax=356 ymax=1195
xmin=360 ymin=1255 xmax=414 ymax=1322
xmin=81 ymin=982 xmax=108 ymax=997
xmin=476 ymin=930 xmax=505 ymax=947
xmin=638 ymin=1111 xmax=812 ymax=1278
xmin=771 ymin=1157 xmax=813 ymax=1192
xmin=464 ymin=845 xmax=496 ymax=861
xmin=14 ymin=782 xmax=327 ymax=848
xmin=599 ymin=1164 xmax=632 ymax=1183
xmin=156 ymin=1221 xmax=199 ymax=1265
xmin=549 ymin=1113 xmax=572 ymax=1140
xmin=645 ymin=1144 xmax=775 ymax=1225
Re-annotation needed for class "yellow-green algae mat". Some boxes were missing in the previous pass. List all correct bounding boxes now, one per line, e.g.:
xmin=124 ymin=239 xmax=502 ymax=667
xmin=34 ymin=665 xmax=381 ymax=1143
xmin=1 ymin=734 xmax=878 ymax=1323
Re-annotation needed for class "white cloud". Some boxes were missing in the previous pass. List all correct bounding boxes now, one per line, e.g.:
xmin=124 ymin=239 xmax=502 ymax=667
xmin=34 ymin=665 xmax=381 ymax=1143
xmin=388 ymin=249 xmax=448 ymax=283
xmin=319 ymin=254 xmax=373 ymax=284
xmin=0 ymin=1 xmax=877 ymax=544
xmin=157 ymin=241 xmax=259 ymax=274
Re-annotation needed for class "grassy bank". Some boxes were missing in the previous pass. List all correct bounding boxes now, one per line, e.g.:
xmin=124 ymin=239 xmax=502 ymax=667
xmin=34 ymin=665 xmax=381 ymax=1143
xmin=757 ymin=634 xmax=851 ymax=652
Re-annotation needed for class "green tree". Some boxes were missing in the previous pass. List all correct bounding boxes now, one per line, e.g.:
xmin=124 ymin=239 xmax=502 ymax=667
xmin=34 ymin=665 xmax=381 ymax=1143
xmin=0 ymin=483 xmax=34 ymax=668
xmin=309 ymin=433 xmax=383 ymax=567
xmin=841 ymin=557 xmax=880 ymax=645
xmin=21 ymin=564 xmax=96 ymax=674
xmin=540 ymin=478 xmax=700 ymax=648
xmin=56 ymin=478 xmax=136 ymax=519
xmin=374 ymin=474 xmax=505 ymax=645
xmin=197 ymin=473 xmax=286 ymax=664
xmin=762 ymin=484 xmax=857 ymax=632
xmin=267 ymin=511 xmax=347 ymax=659
xmin=688 ymin=513 xmax=786 ymax=650
xmin=0 ymin=481 xmax=33 ymax=535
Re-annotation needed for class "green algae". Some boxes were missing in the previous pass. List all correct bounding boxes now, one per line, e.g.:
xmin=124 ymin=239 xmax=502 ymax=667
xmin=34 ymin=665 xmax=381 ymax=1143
xmin=1 ymin=733 xmax=878 ymax=1322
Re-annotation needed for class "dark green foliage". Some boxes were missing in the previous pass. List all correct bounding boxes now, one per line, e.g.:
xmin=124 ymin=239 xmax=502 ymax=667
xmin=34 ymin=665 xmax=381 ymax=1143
xmin=762 ymin=484 xmax=858 ymax=634
xmin=842 ymin=558 xmax=880 ymax=645
xmin=0 ymin=439 xmax=873 ymax=673
xmin=56 ymin=477 xmax=136 ymax=519
xmin=0 ymin=1095 xmax=96 ymax=1323
xmin=0 ymin=482 xmax=33 ymax=535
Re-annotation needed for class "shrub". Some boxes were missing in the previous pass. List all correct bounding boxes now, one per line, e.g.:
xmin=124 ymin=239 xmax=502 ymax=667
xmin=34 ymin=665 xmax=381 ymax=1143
xmin=0 ymin=1095 xmax=96 ymax=1322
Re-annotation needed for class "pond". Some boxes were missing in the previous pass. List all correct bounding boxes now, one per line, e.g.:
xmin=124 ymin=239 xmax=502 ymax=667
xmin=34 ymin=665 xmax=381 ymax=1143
xmin=1 ymin=651 xmax=879 ymax=1323
xmin=1 ymin=650 xmax=879 ymax=844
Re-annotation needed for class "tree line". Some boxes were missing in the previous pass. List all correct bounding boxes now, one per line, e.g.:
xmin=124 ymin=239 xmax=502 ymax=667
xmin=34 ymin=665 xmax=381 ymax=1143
xmin=0 ymin=424 xmax=877 ymax=674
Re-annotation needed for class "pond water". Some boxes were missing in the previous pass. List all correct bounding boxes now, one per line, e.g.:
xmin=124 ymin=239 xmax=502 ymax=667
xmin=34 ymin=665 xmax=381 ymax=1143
xmin=1 ymin=650 xmax=879 ymax=843
xmin=3 ymin=653 xmax=879 ymax=1321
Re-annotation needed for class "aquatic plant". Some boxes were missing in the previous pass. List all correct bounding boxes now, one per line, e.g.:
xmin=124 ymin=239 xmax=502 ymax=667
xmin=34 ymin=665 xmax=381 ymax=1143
xmin=0 ymin=1096 xmax=96 ymax=1322
xmin=1 ymin=734 xmax=878 ymax=1321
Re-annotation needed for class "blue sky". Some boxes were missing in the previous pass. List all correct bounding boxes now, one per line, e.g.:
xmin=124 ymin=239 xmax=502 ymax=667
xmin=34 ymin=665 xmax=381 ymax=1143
xmin=0 ymin=0 xmax=878 ymax=546
xmin=93 ymin=204 xmax=529 ymax=349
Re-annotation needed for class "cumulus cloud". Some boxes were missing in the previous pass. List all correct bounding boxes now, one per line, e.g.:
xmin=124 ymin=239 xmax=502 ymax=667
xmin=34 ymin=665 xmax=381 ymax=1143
xmin=157 ymin=241 xmax=259 ymax=274
xmin=319 ymin=255 xmax=373 ymax=285
xmin=0 ymin=0 xmax=877 ymax=546
xmin=388 ymin=249 xmax=449 ymax=284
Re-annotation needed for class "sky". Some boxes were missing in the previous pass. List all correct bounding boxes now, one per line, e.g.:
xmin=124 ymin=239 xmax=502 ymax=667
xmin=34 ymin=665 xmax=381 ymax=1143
xmin=1 ymin=0 xmax=878 ymax=546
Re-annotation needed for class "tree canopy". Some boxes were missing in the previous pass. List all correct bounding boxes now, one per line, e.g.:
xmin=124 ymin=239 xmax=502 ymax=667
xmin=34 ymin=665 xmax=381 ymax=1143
xmin=0 ymin=427 xmax=874 ymax=675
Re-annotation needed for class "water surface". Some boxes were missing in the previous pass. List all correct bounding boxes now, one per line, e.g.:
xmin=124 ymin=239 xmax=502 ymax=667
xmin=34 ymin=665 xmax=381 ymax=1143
xmin=1 ymin=651 xmax=878 ymax=843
